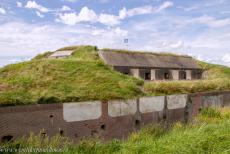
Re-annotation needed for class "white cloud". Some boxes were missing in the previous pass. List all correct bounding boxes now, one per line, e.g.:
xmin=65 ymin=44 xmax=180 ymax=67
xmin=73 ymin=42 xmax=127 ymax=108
xmin=58 ymin=12 xmax=79 ymax=25
xmin=222 ymin=54 xmax=230 ymax=63
xmin=119 ymin=1 xmax=173 ymax=19
xmin=0 ymin=8 xmax=6 ymax=14
xmin=99 ymin=13 xmax=120 ymax=26
xmin=61 ymin=5 xmax=71 ymax=11
xmin=78 ymin=7 xmax=97 ymax=22
xmin=178 ymin=6 xmax=198 ymax=12
xmin=57 ymin=6 xmax=119 ymax=26
xmin=16 ymin=1 xmax=23 ymax=8
xmin=190 ymin=15 xmax=230 ymax=28
xmin=36 ymin=11 xmax=44 ymax=18
xmin=156 ymin=1 xmax=174 ymax=12
xmin=58 ymin=7 xmax=98 ymax=25
xmin=170 ymin=40 xmax=184 ymax=48
xmin=0 ymin=22 xmax=128 ymax=56
xmin=25 ymin=1 xmax=49 ymax=13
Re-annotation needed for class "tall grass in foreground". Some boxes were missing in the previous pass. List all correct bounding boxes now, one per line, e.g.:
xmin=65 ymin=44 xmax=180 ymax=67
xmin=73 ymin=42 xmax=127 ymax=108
xmin=1 ymin=108 xmax=230 ymax=154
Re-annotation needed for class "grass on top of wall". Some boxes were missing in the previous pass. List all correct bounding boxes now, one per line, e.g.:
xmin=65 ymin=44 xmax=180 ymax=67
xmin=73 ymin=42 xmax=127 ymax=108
xmin=1 ymin=45 xmax=230 ymax=106
xmin=1 ymin=107 xmax=230 ymax=154
xmin=0 ymin=46 xmax=143 ymax=106
xmin=144 ymin=61 xmax=230 ymax=95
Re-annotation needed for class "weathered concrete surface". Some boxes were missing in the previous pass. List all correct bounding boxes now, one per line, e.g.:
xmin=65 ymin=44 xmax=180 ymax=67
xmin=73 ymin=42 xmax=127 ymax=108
xmin=202 ymin=95 xmax=223 ymax=108
xmin=63 ymin=101 xmax=101 ymax=122
xmin=0 ymin=91 xmax=229 ymax=143
xmin=167 ymin=94 xmax=187 ymax=109
xmin=166 ymin=94 xmax=187 ymax=122
xmin=151 ymin=69 xmax=156 ymax=80
xmin=186 ymin=70 xmax=192 ymax=80
xmin=139 ymin=96 xmax=164 ymax=113
xmin=189 ymin=95 xmax=202 ymax=117
xmin=223 ymin=92 xmax=230 ymax=107
xmin=108 ymin=99 xmax=137 ymax=117
xmin=171 ymin=70 xmax=179 ymax=80
xmin=166 ymin=108 xmax=185 ymax=123
xmin=130 ymin=69 xmax=140 ymax=78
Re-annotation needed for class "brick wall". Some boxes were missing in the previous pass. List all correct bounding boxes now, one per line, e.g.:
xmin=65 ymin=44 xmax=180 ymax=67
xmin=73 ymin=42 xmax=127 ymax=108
xmin=0 ymin=91 xmax=229 ymax=143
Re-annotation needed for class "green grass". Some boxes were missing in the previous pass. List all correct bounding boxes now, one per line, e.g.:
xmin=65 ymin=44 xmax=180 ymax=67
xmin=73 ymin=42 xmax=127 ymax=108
xmin=0 ymin=45 xmax=230 ymax=106
xmin=1 ymin=108 xmax=229 ymax=154
xmin=0 ymin=46 xmax=143 ymax=106
xmin=103 ymin=48 xmax=191 ymax=58
xmin=144 ymin=61 xmax=230 ymax=95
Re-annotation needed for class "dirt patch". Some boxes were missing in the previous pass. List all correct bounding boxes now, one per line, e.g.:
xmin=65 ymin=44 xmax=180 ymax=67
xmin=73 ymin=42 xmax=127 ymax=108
xmin=0 ymin=84 xmax=10 ymax=91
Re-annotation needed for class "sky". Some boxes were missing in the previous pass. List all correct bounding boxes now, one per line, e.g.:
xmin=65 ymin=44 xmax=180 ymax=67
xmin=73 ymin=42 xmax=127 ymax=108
xmin=0 ymin=0 xmax=230 ymax=66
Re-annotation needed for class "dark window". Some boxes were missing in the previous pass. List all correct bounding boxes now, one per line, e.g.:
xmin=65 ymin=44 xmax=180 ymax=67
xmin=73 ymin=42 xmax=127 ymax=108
xmin=60 ymin=130 xmax=64 ymax=136
xmin=164 ymin=72 xmax=170 ymax=79
xmin=180 ymin=71 xmax=186 ymax=80
xmin=145 ymin=72 xmax=151 ymax=80
xmin=135 ymin=120 xmax=140 ymax=126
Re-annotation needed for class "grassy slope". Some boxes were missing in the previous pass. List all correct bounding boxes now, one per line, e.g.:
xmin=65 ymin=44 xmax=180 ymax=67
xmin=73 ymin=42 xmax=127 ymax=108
xmin=0 ymin=46 xmax=143 ymax=106
xmin=2 ymin=108 xmax=230 ymax=154
xmin=0 ymin=46 xmax=230 ymax=105
xmin=144 ymin=61 xmax=230 ymax=95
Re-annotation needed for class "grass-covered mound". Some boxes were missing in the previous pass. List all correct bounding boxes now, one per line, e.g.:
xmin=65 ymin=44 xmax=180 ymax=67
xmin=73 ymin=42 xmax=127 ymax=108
xmin=0 ymin=46 xmax=143 ymax=106
xmin=2 ymin=107 xmax=230 ymax=153
xmin=144 ymin=61 xmax=230 ymax=95
xmin=0 ymin=45 xmax=230 ymax=106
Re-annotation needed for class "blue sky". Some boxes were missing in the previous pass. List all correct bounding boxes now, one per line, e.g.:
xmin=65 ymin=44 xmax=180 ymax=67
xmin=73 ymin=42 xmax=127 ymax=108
xmin=0 ymin=0 xmax=230 ymax=66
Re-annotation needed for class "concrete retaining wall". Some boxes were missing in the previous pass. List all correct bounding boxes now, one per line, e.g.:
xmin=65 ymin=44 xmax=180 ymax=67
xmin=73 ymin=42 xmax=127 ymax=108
xmin=0 ymin=91 xmax=229 ymax=143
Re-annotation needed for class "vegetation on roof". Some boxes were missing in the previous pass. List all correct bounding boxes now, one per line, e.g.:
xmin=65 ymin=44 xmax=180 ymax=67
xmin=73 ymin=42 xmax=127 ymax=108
xmin=144 ymin=61 xmax=230 ymax=95
xmin=0 ymin=45 xmax=230 ymax=106
xmin=2 ymin=107 xmax=230 ymax=154
xmin=102 ymin=48 xmax=192 ymax=58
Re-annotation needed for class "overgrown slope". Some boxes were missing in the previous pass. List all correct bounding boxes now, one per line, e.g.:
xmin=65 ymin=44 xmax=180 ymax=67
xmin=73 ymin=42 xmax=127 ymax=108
xmin=144 ymin=61 xmax=230 ymax=95
xmin=0 ymin=46 xmax=143 ymax=106
xmin=0 ymin=46 xmax=230 ymax=106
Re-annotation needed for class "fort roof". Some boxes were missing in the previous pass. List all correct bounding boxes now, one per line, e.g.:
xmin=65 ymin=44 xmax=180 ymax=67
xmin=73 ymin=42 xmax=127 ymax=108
xmin=99 ymin=50 xmax=202 ymax=70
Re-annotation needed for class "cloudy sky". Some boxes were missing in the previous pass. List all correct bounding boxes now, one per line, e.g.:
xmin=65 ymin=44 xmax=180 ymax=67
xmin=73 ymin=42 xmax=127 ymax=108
xmin=0 ymin=0 xmax=230 ymax=66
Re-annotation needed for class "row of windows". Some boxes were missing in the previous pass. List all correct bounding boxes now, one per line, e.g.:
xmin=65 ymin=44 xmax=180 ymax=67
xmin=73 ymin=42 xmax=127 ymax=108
xmin=115 ymin=67 xmax=202 ymax=80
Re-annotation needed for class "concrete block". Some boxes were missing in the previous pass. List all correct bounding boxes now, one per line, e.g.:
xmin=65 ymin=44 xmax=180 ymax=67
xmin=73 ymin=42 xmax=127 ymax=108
xmin=186 ymin=70 xmax=192 ymax=80
xmin=139 ymin=96 xmax=165 ymax=113
xmin=166 ymin=108 xmax=185 ymax=122
xmin=130 ymin=69 xmax=140 ymax=78
xmin=202 ymin=95 xmax=223 ymax=108
xmin=223 ymin=92 xmax=230 ymax=107
xmin=171 ymin=70 xmax=179 ymax=80
xmin=167 ymin=94 xmax=187 ymax=109
xmin=63 ymin=101 xmax=102 ymax=122
xmin=151 ymin=69 xmax=156 ymax=80
xmin=108 ymin=99 xmax=137 ymax=117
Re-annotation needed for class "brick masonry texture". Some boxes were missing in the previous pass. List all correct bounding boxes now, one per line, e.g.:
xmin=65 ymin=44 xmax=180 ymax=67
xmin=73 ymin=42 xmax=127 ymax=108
xmin=0 ymin=91 xmax=229 ymax=143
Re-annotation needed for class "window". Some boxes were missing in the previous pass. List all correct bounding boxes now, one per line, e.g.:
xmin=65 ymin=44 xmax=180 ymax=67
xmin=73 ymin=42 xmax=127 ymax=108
xmin=180 ymin=71 xmax=186 ymax=80
xmin=164 ymin=72 xmax=170 ymax=79
xmin=145 ymin=72 xmax=151 ymax=80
